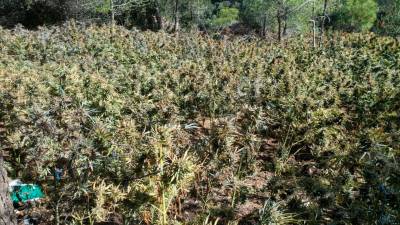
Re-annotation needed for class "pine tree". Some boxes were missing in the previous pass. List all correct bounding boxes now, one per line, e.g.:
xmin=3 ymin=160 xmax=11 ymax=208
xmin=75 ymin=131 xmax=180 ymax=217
xmin=333 ymin=0 xmax=378 ymax=31
xmin=376 ymin=0 xmax=400 ymax=36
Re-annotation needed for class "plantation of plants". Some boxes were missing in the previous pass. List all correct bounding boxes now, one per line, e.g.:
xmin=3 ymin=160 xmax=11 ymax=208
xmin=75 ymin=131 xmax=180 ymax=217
xmin=0 ymin=23 xmax=399 ymax=225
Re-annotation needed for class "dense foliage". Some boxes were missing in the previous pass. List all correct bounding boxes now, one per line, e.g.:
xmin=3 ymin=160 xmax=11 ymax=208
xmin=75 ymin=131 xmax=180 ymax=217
xmin=0 ymin=23 xmax=399 ymax=224
xmin=1 ymin=0 xmax=399 ymax=37
xmin=376 ymin=0 xmax=400 ymax=36
xmin=331 ymin=0 xmax=378 ymax=31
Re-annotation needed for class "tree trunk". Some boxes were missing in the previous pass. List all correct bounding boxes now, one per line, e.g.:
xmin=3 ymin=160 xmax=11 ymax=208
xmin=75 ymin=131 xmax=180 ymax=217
xmin=262 ymin=14 xmax=267 ymax=37
xmin=277 ymin=12 xmax=282 ymax=42
xmin=0 ymin=155 xmax=17 ymax=225
xmin=320 ymin=0 xmax=328 ymax=46
xmin=155 ymin=3 xmax=163 ymax=30
xmin=173 ymin=0 xmax=180 ymax=32
xmin=110 ymin=0 xmax=115 ymax=36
